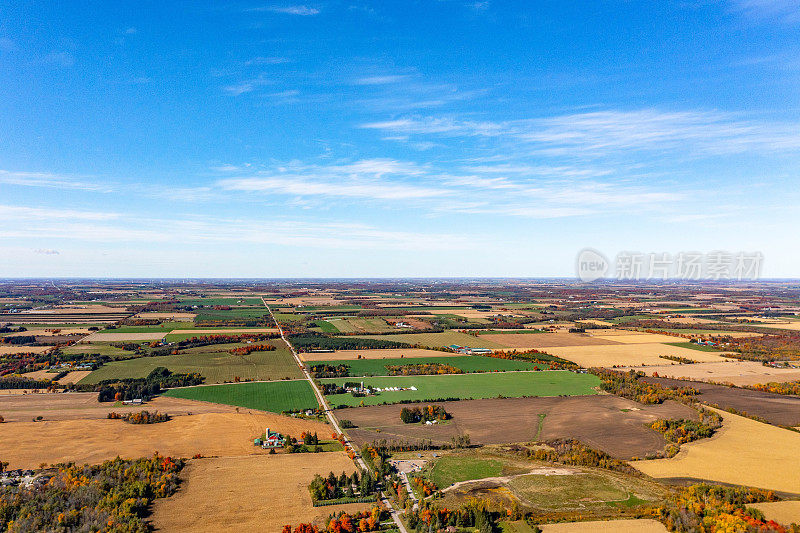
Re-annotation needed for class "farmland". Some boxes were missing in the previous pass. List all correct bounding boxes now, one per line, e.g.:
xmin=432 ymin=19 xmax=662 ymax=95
xmin=79 ymin=340 xmax=302 ymax=384
xmin=633 ymin=409 xmax=800 ymax=494
xmin=350 ymin=331 xmax=505 ymax=349
xmin=322 ymin=371 xmax=600 ymax=407
xmin=337 ymin=395 xmax=696 ymax=458
xmin=310 ymin=355 xmax=547 ymax=376
xmin=5 ymin=279 xmax=800 ymax=532
xmin=151 ymin=453 xmax=369 ymax=532
xmin=0 ymin=411 xmax=331 ymax=469
xmin=162 ymin=380 xmax=319 ymax=413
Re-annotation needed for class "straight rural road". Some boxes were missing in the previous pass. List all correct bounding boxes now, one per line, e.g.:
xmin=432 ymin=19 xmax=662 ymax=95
xmin=261 ymin=297 xmax=409 ymax=533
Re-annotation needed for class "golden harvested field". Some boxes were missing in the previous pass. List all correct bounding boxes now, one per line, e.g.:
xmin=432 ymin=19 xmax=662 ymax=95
xmin=634 ymin=409 xmax=800 ymax=494
xmin=591 ymin=331 xmax=684 ymax=344
xmin=751 ymin=501 xmax=800 ymax=525
xmin=19 ymin=369 xmax=88 ymax=384
xmin=485 ymin=332 xmax=619 ymax=349
xmin=623 ymin=360 xmax=800 ymax=386
xmin=79 ymin=331 xmax=166 ymax=341
xmin=539 ymin=519 xmax=667 ymax=532
xmin=541 ymin=343 xmax=731 ymax=367
xmin=55 ymin=370 xmax=92 ymax=384
xmin=300 ymin=348 xmax=453 ymax=361
xmin=0 ymin=411 xmax=332 ymax=469
xmin=0 ymin=345 xmax=52 ymax=355
xmin=0 ymin=391 xmax=236 ymax=422
xmin=151 ymin=454 xmax=370 ymax=532
xmin=753 ymin=320 xmax=800 ymax=331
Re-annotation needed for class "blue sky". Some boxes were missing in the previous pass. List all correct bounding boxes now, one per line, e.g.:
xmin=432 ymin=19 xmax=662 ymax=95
xmin=1 ymin=0 xmax=800 ymax=277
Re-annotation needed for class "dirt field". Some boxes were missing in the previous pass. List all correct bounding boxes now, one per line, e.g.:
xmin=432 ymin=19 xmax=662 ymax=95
xmin=591 ymin=332 xmax=689 ymax=344
xmin=20 ymin=369 xmax=91 ymax=384
xmin=0 ymin=391 xmax=239 ymax=422
xmin=634 ymin=408 xmax=800 ymax=494
xmin=625 ymin=360 xmax=800 ymax=386
xmin=151 ymin=454 xmax=369 ymax=532
xmin=541 ymin=343 xmax=731 ymax=367
xmin=539 ymin=519 xmax=667 ymax=532
xmin=642 ymin=376 xmax=800 ymax=426
xmin=484 ymin=332 xmax=620 ymax=349
xmin=750 ymin=500 xmax=800 ymax=525
xmin=337 ymin=395 xmax=697 ymax=459
xmin=299 ymin=348 xmax=457 ymax=361
xmin=0 ymin=345 xmax=52 ymax=355
xmin=0 ymin=411 xmax=332 ymax=469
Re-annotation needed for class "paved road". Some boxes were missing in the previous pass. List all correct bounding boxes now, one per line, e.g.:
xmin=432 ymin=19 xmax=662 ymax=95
xmin=262 ymin=298 xmax=408 ymax=533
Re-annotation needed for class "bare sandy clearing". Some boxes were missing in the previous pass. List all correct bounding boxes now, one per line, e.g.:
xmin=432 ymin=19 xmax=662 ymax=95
xmin=485 ymin=332 xmax=620 ymax=349
xmin=0 ymin=411 xmax=332 ymax=469
xmin=0 ymin=345 xmax=52 ymax=355
xmin=299 ymin=348 xmax=453 ymax=361
xmin=151 ymin=454 xmax=369 ymax=532
xmin=751 ymin=501 xmax=800 ymax=525
xmin=0 ymin=391 xmax=238 ymax=422
xmin=539 ymin=519 xmax=667 ymax=532
xmin=634 ymin=408 xmax=800 ymax=494
xmin=542 ymin=343 xmax=731 ymax=367
xmin=592 ymin=332 xmax=684 ymax=344
xmin=55 ymin=370 xmax=92 ymax=384
xmin=623 ymin=360 xmax=800 ymax=386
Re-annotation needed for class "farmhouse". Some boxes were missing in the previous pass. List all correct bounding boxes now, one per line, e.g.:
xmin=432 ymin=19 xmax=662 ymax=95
xmin=447 ymin=344 xmax=493 ymax=355
xmin=254 ymin=428 xmax=284 ymax=449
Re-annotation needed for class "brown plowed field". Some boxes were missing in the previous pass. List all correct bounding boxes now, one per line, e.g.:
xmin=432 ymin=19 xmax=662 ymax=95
xmin=336 ymin=395 xmax=697 ymax=459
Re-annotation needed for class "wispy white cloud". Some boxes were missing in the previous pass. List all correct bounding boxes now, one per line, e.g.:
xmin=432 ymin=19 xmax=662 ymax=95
xmin=362 ymin=109 xmax=800 ymax=157
xmin=245 ymin=56 xmax=290 ymax=65
xmin=729 ymin=0 xmax=800 ymax=23
xmin=355 ymin=75 xmax=410 ymax=85
xmin=250 ymin=5 xmax=320 ymax=15
xmin=0 ymin=170 xmax=112 ymax=192
xmin=0 ymin=204 xmax=120 ymax=221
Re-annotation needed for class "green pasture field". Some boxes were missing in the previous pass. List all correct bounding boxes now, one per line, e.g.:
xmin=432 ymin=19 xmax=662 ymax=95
xmin=327 ymin=317 xmax=394 ymax=334
xmin=79 ymin=340 xmax=301 ymax=384
xmin=312 ymin=320 xmax=340 ymax=333
xmin=272 ymin=312 xmax=305 ymax=322
xmin=428 ymin=455 xmax=505 ymax=488
xmin=665 ymin=342 xmax=726 ymax=352
xmin=193 ymin=307 xmax=271 ymax=320
xmin=349 ymin=331 xmax=505 ymax=349
xmin=162 ymin=380 xmax=318 ymax=413
xmin=163 ymin=329 xmax=278 ymax=343
xmin=310 ymin=356 xmax=546 ymax=376
xmin=104 ymin=321 xmax=194 ymax=333
xmin=179 ymin=297 xmax=264 ymax=306
xmin=322 ymin=371 xmax=599 ymax=407
xmin=62 ymin=342 xmax=135 ymax=357
xmin=293 ymin=305 xmax=362 ymax=311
